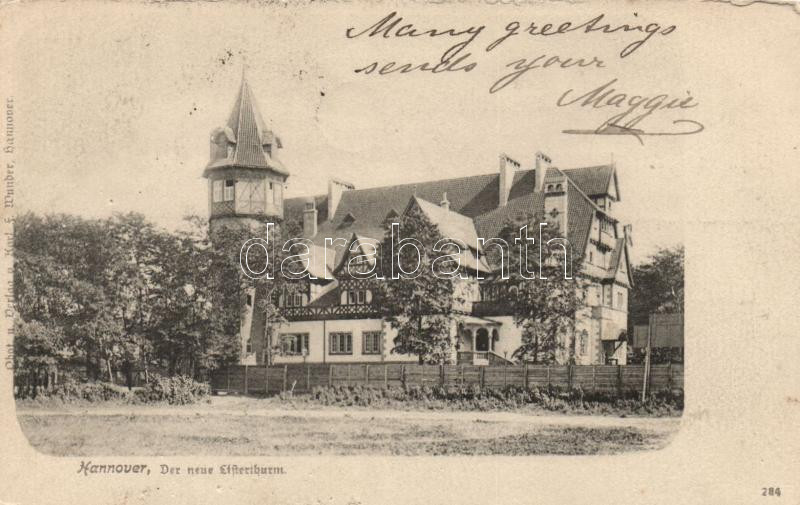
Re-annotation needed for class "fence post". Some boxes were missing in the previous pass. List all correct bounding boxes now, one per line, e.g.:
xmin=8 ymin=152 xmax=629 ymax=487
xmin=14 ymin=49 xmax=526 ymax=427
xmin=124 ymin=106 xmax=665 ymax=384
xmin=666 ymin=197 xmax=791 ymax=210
xmin=524 ymin=363 xmax=529 ymax=389
xmin=226 ymin=367 xmax=231 ymax=392
xmin=347 ymin=364 xmax=351 ymax=387
xmin=617 ymin=364 xmax=623 ymax=398
xmin=503 ymin=363 xmax=507 ymax=387
xmin=265 ymin=365 xmax=270 ymax=394
xmin=244 ymin=365 xmax=249 ymax=395
xmin=460 ymin=365 xmax=465 ymax=388
xmin=667 ymin=362 xmax=673 ymax=392
xmin=365 ymin=365 xmax=370 ymax=387
xmin=384 ymin=364 xmax=388 ymax=388
xmin=592 ymin=365 xmax=596 ymax=393
xmin=282 ymin=365 xmax=288 ymax=392
xmin=329 ymin=364 xmax=333 ymax=387
xmin=480 ymin=366 xmax=485 ymax=389
xmin=401 ymin=365 xmax=406 ymax=387
xmin=307 ymin=365 xmax=311 ymax=391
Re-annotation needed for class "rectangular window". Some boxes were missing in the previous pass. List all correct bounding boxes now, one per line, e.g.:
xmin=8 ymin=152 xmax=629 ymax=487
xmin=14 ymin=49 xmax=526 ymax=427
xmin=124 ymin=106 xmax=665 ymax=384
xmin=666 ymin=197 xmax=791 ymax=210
xmin=246 ymin=294 xmax=253 ymax=306
xmin=363 ymin=331 xmax=382 ymax=355
xmin=347 ymin=290 xmax=356 ymax=305
xmin=212 ymin=180 xmax=223 ymax=202
xmin=223 ymin=180 xmax=235 ymax=201
xmin=357 ymin=290 xmax=365 ymax=304
xmin=280 ymin=333 xmax=309 ymax=355
xmin=329 ymin=332 xmax=352 ymax=355
xmin=285 ymin=292 xmax=304 ymax=307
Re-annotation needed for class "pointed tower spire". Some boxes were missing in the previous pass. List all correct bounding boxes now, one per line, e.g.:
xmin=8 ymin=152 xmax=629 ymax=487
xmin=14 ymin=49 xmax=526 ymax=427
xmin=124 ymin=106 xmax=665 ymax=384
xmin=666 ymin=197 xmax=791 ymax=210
xmin=205 ymin=69 xmax=286 ymax=176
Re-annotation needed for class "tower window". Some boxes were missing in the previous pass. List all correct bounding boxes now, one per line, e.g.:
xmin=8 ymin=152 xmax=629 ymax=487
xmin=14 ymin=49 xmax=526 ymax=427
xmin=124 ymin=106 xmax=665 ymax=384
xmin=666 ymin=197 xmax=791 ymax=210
xmin=212 ymin=180 xmax=223 ymax=202
xmin=223 ymin=180 xmax=235 ymax=201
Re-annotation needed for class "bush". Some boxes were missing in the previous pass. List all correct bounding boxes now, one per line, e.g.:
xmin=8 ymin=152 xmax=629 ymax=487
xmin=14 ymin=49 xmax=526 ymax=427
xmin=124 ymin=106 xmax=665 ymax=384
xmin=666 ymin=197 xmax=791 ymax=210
xmin=17 ymin=379 xmax=133 ymax=405
xmin=16 ymin=375 xmax=211 ymax=406
xmin=302 ymin=383 xmax=682 ymax=416
xmin=134 ymin=374 xmax=210 ymax=405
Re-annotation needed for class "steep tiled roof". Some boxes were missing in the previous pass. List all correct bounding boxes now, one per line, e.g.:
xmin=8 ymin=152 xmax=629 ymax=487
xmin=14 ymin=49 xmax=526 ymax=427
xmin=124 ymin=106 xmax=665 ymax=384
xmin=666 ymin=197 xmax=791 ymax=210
xmin=284 ymin=194 xmax=328 ymax=227
xmin=206 ymin=76 xmax=288 ymax=176
xmin=566 ymin=181 xmax=596 ymax=258
xmin=307 ymin=170 xmax=537 ymax=244
xmin=282 ymin=164 xmax=621 ymax=270
xmin=563 ymin=165 xmax=615 ymax=197
xmin=413 ymin=196 xmax=482 ymax=251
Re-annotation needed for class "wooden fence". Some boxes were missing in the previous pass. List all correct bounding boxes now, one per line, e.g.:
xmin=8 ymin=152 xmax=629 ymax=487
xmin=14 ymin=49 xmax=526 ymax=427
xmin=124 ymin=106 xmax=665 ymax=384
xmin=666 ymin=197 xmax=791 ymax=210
xmin=210 ymin=363 xmax=683 ymax=396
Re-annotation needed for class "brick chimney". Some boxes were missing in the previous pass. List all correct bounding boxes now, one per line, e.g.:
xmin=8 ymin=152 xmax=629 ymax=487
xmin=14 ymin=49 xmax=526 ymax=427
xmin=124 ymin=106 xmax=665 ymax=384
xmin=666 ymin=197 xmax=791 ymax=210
xmin=498 ymin=153 xmax=520 ymax=207
xmin=534 ymin=151 xmax=551 ymax=192
xmin=327 ymin=179 xmax=355 ymax=220
xmin=302 ymin=198 xmax=318 ymax=238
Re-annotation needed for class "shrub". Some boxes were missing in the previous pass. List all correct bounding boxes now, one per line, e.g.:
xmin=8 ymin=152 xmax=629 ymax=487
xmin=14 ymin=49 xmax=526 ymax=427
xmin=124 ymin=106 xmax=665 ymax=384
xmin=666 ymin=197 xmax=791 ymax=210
xmin=134 ymin=374 xmax=210 ymax=405
xmin=294 ymin=383 xmax=683 ymax=416
xmin=17 ymin=379 xmax=133 ymax=405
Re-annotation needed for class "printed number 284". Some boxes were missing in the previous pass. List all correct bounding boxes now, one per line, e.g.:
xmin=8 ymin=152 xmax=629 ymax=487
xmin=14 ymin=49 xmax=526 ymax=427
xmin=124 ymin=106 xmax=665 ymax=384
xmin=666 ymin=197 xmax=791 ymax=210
xmin=762 ymin=488 xmax=781 ymax=497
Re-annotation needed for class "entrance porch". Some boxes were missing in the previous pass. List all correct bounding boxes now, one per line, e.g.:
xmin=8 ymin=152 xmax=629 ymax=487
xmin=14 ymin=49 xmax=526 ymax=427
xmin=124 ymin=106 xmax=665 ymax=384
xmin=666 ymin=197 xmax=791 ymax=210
xmin=456 ymin=316 xmax=511 ymax=365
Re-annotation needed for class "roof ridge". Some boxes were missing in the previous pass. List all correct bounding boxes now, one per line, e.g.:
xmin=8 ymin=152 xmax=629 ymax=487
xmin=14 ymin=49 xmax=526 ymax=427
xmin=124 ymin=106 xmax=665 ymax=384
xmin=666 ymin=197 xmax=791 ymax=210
xmin=232 ymin=78 xmax=247 ymax=161
xmin=343 ymin=168 xmax=533 ymax=195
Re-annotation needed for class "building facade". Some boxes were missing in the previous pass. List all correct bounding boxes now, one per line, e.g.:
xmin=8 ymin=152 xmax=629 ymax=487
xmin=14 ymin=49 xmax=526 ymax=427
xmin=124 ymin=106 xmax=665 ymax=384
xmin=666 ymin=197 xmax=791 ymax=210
xmin=204 ymin=75 xmax=633 ymax=367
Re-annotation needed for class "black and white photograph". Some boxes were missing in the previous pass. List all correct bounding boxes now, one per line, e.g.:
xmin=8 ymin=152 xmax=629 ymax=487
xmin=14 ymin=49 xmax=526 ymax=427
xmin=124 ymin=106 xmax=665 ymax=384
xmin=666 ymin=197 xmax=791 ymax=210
xmin=0 ymin=1 xmax=797 ymax=504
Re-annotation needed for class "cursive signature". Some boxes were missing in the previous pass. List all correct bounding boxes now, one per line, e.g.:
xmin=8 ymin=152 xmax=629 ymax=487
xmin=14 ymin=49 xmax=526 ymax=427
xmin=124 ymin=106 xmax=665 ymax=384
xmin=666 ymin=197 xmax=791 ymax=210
xmin=557 ymin=78 xmax=703 ymax=144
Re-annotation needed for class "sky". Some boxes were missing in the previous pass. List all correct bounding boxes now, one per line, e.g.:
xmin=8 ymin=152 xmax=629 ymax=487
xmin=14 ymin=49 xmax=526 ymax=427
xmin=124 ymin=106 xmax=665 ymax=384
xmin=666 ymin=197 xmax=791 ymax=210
xmin=4 ymin=3 xmax=709 ymax=265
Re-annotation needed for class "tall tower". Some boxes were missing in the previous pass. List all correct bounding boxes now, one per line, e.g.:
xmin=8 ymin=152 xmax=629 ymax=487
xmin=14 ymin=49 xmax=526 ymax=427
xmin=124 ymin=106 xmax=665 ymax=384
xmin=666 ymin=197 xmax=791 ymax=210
xmin=203 ymin=72 xmax=288 ymax=233
xmin=204 ymin=72 xmax=288 ymax=365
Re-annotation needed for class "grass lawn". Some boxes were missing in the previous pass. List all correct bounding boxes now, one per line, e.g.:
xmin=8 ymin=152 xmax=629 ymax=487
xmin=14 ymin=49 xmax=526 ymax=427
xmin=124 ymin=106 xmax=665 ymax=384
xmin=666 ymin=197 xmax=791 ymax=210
xmin=16 ymin=399 xmax=678 ymax=456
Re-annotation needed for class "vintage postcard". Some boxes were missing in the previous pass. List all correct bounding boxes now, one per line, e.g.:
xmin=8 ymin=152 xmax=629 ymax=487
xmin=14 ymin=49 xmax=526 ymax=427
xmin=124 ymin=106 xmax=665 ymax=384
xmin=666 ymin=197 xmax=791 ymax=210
xmin=0 ymin=0 xmax=798 ymax=504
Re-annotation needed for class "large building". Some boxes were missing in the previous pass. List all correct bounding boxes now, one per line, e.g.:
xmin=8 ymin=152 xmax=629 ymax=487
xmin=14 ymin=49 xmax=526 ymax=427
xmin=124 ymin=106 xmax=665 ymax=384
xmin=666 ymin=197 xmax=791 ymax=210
xmin=204 ymin=75 xmax=633 ymax=367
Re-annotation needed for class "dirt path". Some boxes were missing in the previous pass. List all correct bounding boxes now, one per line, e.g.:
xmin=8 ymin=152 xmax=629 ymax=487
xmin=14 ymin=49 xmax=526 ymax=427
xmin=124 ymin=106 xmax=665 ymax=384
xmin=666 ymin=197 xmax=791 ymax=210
xmin=17 ymin=396 xmax=681 ymax=432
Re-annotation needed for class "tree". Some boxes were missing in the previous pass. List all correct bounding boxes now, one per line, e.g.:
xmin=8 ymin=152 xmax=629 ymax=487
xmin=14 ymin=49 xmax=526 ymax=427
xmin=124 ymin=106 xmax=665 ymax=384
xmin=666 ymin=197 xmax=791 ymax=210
xmin=376 ymin=201 xmax=466 ymax=364
xmin=628 ymin=245 xmax=684 ymax=330
xmin=13 ymin=319 xmax=64 ymax=397
xmin=494 ymin=216 xmax=585 ymax=364
xmin=203 ymin=219 xmax=305 ymax=368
